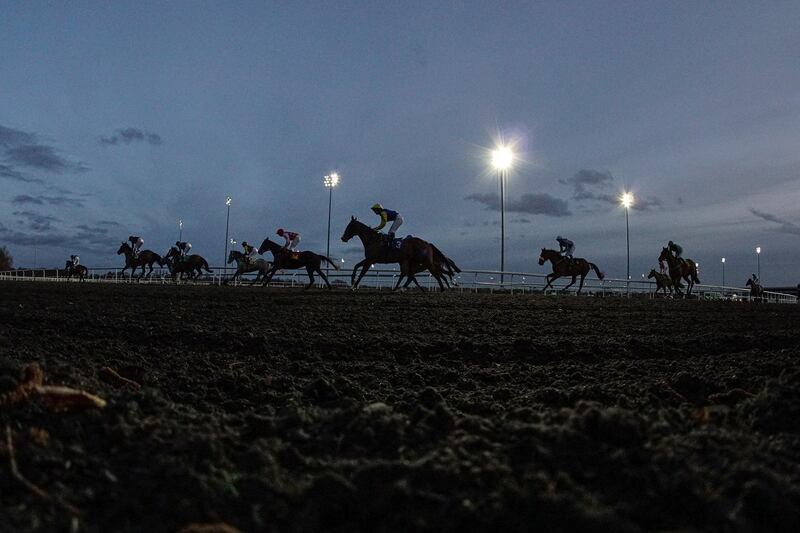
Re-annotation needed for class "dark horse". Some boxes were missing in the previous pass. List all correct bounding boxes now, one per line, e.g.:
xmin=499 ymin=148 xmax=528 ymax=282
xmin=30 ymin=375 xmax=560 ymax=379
xmin=538 ymin=249 xmax=605 ymax=295
xmin=340 ymin=217 xmax=461 ymax=290
xmin=258 ymin=238 xmax=339 ymax=289
xmin=117 ymin=242 xmax=163 ymax=280
xmin=64 ymin=261 xmax=88 ymax=282
xmin=227 ymin=250 xmax=272 ymax=284
xmin=163 ymin=247 xmax=214 ymax=281
xmin=648 ymin=268 xmax=673 ymax=296
xmin=746 ymin=278 xmax=764 ymax=302
xmin=658 ymin=247 xmax=699 ymax=297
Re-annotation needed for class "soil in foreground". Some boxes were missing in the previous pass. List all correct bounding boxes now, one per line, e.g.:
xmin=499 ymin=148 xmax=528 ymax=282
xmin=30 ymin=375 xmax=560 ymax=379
xmin=1 ymin=282 xmax=799 ymax=532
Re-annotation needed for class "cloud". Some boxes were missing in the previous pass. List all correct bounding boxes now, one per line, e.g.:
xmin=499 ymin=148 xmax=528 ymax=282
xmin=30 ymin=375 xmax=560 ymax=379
xmin=0 ymin=163 xmax=44 ymax=183
xmin=0 ymin=125 xmax=37 ymax=147
xmin=12 ymin=194 xmax=85 ymax=208
xmin=100 ymin=127 xmax=163 ymax=146
xmin=5 ymin=144 xmax=88 ymax=172
xmin=97 ymin=220 xmax=122 ymax=227
xmin=750 ymin=208 xmax=800 ymax=236
xmin=465 ymin=192 xmax=572 ymax=217
xmin=13 ymin=211 xmax=61 ymax=231
xmin=561 ymin=168 xmax=663 ymax=211
xmin=1 ymin=123 xmax=88 ymax=174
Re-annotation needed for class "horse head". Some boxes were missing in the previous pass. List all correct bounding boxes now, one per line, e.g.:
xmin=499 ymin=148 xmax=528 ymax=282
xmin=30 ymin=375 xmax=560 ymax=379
xmin=538 ymin=248 xmax=558 ymax=265
xmin=746 ymin=278 xmax=753 ymax=287
xmin=258 ymin=238 xmax=276 ymax=255
xmin=227 ymin=250 xmax=237 ymax=264
xmin=648 ymin=269 xmax=657 ymax=279
xmin=658 ymin=247 xmax=671 ymax=263
xmin=341 ymin=216 xmax=358 ymax=242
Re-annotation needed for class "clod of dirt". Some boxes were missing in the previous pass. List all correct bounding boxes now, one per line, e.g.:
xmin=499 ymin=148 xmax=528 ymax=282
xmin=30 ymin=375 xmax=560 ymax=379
xmin=303 ymin=377 xmax=340 ymax=405
xmin=746 ymin=370 xmax=800 ymax=434
xmin=706 ymin=388 xmax=754 ymax=406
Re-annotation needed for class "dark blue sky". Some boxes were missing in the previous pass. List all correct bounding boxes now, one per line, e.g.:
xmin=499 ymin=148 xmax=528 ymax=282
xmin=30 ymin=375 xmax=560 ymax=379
xmin=2 ymin=1 xmax=799 ymax=284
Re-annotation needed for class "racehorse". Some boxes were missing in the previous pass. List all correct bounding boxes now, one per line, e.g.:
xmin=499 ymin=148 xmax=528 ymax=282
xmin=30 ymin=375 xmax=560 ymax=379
xmin=340 ymin=216 xmax=461 ymax=289
xmin=392 ymin=236 xmax=451 ymax=292
xmin=227 ymin=250 xmax=272 ymax=284
xmin=647 ymin=268 xmax=673 ymax=296
xmin=658 ymin=247 xmax=700 ymax=298
xmin=538 ymin=249 xmax=605 ymax=295
xmin=163 ymin=247 xmax=213 ymax=281
xmin=746 ymin=278 xmax=764 ymax=302
xmin=64 ymin=261 xmax=88 ymax=282
xmin=258 ymin=238 xmax=340 ymax=289
xmin=117 ymin=242 xmax=163 ymax=281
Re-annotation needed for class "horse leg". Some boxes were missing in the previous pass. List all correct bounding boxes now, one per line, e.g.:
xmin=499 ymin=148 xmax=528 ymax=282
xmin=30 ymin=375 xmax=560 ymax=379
xmin=262 ymin=265 xmax=279 ymax=286
xmin=351 ymin=260 xmax=366 ymax=286
xmin=317 ymin=267 xmax=333 ymax=289
xmin=353 ymin=263 xmax=370 ymax=289
xmin=393 ymin=264 xmax=407 ymax=291
xmin=561 ymin=275 xmax=577 ymax=293
xmin=304 ymin=265 xmax=315 ymax=289
xmin=577 ymin=274 xmax=587 ymax=295
xmin=543 ymin=274 xmax=558 ymax=292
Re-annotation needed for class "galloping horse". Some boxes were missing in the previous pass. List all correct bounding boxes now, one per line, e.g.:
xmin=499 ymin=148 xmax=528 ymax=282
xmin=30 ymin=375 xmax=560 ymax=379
xmin=340 ymin=217 xmax=461 ymax=289
xmin=227 ymin=250 xmax=272 ymax=284
xmin=538 ymin=249 xmax=605 ymax=295
xmin=163 ymin=247 xmax=213 ymax=281
xmin=64 ymin=261 xmax=88 ymax=282
xmin=648 ymin=268 xmax=673 ymax=296
xmin=393 ymin=236 xmax=450 ymax=292
xmin=658 ymin=247 xmax=699 ymax=297
xmin=117 ymin=242 xmax=163 ymax=281
xmin=746 ymin=278 xmax=764 ymax=302
xmin=258 ymin=238 xmax=339 ymax=289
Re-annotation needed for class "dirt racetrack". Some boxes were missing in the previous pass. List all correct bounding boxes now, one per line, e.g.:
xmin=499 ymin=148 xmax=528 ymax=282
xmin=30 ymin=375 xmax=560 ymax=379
xmin=1 ymin=282 xmax=799 ymax=532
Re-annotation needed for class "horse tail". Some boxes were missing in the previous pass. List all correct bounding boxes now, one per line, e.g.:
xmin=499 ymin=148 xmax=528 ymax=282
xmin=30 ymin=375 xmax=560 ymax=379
xmin=589 ymin=262 xmax=605 ymax=280
xmin=431 ymin=245 xmax=461 ymax=273
xmin=692 ymin=271 xmax=699 ymax=284
xmin=323 ymin=256 xmax=340 ymax=270
xmin=202 ymin=259 xmax=213 ymax=273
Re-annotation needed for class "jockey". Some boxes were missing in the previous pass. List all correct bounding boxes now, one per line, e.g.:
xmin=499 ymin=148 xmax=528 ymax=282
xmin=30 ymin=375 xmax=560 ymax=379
xmin=667 ymin=240 xmax=683 ymax=259
xmin=128 ymin=235 xmax=144 ymax=257
xmin=276 ymin=228 xmax=301 ymax=251
xmin=751 ymin=273 xmax=760 ymax=285
xmin=556 ymin=236 xmax=575 ymax=258
xmin=175 ymin=241 xmax=192 ymax=258
xmin=371 ymin=203 xmax=403 ymax=240
xmin=241 ymin=241 xmax=257 ymax=264
xmin=70 ymin=255 xmax=80 ymax=267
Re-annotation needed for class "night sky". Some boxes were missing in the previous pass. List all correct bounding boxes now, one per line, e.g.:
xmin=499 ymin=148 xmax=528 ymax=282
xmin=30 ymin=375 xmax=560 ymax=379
xmin=2 ymin=2 xmax=799 ymax=284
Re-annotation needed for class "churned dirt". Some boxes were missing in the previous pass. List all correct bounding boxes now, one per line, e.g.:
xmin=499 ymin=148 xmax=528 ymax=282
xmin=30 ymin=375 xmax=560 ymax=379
xmin=1 ymin=282 xmax=799 ymax=532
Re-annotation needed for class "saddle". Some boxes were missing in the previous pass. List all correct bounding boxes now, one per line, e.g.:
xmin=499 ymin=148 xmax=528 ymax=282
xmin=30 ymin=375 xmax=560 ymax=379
xmin=383 ymin=234 xmax=410 ymax=250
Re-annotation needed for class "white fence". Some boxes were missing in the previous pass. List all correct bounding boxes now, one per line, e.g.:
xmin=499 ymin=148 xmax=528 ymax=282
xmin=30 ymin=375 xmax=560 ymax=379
xmin=1 ymin=265 xmax=796 ymax=304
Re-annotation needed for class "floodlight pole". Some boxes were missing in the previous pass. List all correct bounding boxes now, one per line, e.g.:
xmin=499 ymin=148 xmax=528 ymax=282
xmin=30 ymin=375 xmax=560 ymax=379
xmin=224 ymin=198 xmax=231 ymax=270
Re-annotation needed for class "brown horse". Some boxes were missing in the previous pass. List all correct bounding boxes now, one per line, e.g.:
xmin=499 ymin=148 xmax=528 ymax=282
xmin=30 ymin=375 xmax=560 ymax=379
xmin=658 ymin=247 xmax=699 ymax=297
xmin=258 ymin=238 xmax=339 ymax=289
xmin=64 ymin=261 xmax=88 ymax=282
xmin=340 ymin=217 xmax=461 ymax=289
xmin=393 ymin=237 xmax=450 ymax=292
xmin=163 ymin=247 xmax=214 ymax=281
xmin=538 ymin=249 xmax=604 ymax=295
xmin=746 ymin=278 xmax=764 ymax=302
xmin=648 ymin=268 xmax=673 ymax=296
xmin=117 ymin=242 xmax=163 ymax=280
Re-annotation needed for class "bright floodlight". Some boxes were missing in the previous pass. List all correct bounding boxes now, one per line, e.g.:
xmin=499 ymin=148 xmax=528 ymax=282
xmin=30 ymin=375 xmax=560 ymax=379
xmin=721 ymin=257 xmax=726 ymax=263
xmin=178 ymin=219 xmax=182 ymax=229
xmin=756 ymin=246 xmax=761 ymax=254
xmin=620 ymin=192 xmax=634 ymax=208
xmin=230 ymin=238 xmax=236 ymax=245
xmin=491 ymin=146 xmax=514 ymax=170
xmin=225 ymin=196 xmax=232 ymax=206
xmin=324 ymin=172 xmax=340 ymax=188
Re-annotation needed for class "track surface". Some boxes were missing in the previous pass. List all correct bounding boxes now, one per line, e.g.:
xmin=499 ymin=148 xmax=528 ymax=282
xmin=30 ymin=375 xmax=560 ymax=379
xmin=1 ymin=282 xmax=799 ymax=532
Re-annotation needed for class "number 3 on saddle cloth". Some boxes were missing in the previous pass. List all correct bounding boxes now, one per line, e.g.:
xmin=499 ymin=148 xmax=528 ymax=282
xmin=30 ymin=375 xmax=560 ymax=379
xmin=385 ymin=234 xmax=411 ymax=250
